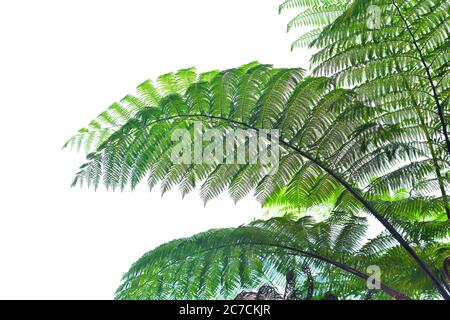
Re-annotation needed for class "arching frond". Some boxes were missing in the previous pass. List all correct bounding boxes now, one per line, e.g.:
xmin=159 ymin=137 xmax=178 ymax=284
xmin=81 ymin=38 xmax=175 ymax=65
xmin=63 ymin=66 xmax=220 ymax=153
xmin=116 ymin=215 xmax=447 ymax=300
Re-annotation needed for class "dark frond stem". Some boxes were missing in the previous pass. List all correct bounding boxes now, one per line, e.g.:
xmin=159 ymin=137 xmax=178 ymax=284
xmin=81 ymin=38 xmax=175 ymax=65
xmin=283 ymin=271 xmax=298 ymax=300
xmin=133 ymin=113 xmax=448 ymax=299
xmin=418 ymin=120 xmax=450 ymax=220
xmin=302 ymin=263 xmax=314 ymax=300
xmin=391 ymin=0 xmax=450 ymax=156
xmin=443 ymin=276 xmax=450 ymax=294
xmin=444 ymin=257 xmax=450 ymax=291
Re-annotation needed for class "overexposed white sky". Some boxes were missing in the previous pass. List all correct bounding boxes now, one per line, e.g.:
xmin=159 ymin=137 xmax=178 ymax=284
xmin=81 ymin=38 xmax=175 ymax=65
xmin=0 ymin=0 xmax=312 ymax=299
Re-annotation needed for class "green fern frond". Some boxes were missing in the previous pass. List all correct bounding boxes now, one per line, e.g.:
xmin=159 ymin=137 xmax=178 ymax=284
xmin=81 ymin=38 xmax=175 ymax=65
xmin=116 ymin=215 xmax=446 ymax=300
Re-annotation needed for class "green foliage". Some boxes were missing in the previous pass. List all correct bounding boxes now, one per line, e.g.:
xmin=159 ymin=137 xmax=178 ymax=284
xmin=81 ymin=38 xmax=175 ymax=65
xmin=63 ymin=67 xmax=216 ymax=154
xmin=280 ymin=0 xmax=450 ymax=219
xmin=279 ymin=0 xmax=348 ymax=50
xmin=71 ymin=62 xmax=449 ymax=221
xmin=67 ymin=61 xmax=450 ymax=299
xmin=116 ymin=214 xmax=448 ymax=300
xmin=66 ymin=0 xmax=450 ymax=299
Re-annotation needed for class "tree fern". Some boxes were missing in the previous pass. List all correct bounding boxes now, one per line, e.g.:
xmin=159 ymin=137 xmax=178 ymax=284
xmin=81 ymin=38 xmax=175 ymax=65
xmin=279 ymin=0 xmax=450 ymax=220
xmin=68 ymin=62 xmax=450 ymax=298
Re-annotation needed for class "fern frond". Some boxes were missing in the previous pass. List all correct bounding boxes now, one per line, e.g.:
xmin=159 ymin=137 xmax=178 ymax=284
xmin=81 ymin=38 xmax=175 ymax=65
xmin=116 ymin=216 xmax=413 ymax=300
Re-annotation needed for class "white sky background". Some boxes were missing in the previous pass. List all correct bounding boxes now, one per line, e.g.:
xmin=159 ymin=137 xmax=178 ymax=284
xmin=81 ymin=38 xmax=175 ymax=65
xmin=2 ymin=0 xmax=395 ymax=300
